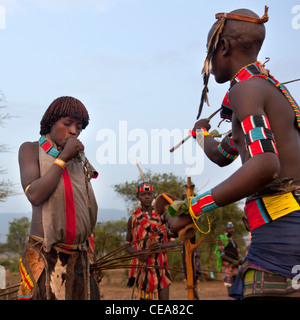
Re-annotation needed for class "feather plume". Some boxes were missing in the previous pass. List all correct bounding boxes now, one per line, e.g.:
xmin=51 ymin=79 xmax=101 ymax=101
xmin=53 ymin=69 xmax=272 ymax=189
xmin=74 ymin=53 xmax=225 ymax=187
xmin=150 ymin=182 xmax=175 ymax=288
xmin=197 ymin=17 xmax=226 ymax=119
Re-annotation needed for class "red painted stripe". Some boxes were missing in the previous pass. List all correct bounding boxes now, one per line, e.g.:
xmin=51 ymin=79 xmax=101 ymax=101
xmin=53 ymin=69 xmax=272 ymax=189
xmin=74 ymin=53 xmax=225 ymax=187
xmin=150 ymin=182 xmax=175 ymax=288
xmin=62 ymin=167 xmax=77 ymax=244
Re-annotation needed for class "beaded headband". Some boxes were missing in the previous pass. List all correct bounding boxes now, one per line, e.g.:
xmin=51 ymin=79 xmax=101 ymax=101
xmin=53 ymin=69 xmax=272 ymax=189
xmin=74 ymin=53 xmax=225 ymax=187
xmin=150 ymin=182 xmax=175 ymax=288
xmin=136 ymin=183 xmax=154 ymax=193
xmin=197 ymin=6 xmax=269 ymax=120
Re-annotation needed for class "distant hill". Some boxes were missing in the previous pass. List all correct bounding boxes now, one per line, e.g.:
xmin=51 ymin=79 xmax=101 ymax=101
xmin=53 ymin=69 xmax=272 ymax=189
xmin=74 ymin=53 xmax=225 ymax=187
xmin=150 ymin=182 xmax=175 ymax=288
xmin=0 ymin=208 xmax=128 ymax=243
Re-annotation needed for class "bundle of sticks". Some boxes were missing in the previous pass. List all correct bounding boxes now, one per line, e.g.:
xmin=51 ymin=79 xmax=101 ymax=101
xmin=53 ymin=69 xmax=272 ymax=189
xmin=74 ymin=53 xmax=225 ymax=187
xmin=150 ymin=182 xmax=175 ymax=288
xmin=90 ymin=232 xmax=183 ymax=273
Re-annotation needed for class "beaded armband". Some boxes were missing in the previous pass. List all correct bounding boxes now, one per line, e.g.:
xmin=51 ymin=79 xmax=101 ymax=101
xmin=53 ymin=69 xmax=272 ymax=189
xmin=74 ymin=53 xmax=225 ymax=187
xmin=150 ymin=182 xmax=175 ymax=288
xmin=225 ymin=132 xmax=238 ymax=152
xmin=189 ymin=189 xmax=219 ymax=220
xmin=217 ymin=143 xmax=238 ymax=160
xmin=241 ymin=115 xmax=278 ymax=157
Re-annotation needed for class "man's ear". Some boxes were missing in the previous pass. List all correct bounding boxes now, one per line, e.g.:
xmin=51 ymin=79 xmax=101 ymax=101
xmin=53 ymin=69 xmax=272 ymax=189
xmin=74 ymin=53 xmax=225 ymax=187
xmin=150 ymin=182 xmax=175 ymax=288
xmin=220 ymin=38 xmax=230 ymax=56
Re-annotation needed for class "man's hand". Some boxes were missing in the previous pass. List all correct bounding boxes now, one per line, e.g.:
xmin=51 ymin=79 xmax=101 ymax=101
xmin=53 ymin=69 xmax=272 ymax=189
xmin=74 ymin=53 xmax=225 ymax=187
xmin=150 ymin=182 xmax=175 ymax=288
xmin=192 ymin=119 xmax=211 ymax=132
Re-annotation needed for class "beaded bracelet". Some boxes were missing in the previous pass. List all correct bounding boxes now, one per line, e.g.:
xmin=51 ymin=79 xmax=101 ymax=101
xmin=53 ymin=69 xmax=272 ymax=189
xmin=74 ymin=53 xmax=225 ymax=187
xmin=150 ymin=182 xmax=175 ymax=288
xmin=217 ymin=143 xmax=238 ymax=160
xmin=189 ymin=128 xmax=211 ymax=147
xmin=189 ymin=189 xmax=219 ymax=219
xmin=202 ymin=128 xmax=211 ymax=137
xmin=53 ymin=158 xmax=67 ymax=169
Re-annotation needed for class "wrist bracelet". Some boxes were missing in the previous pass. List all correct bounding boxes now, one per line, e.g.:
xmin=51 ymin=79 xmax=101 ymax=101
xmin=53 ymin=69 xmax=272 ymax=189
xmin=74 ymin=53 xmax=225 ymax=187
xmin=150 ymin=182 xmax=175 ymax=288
xmin=189 ymin=128 xmax=211 ymax=147
xmin=53 ymin=158 xmax=67 ymax=169
xmin=217 ymin=143 xmax=238 ymax=160
xmin=189 ymin=189 xmax=219 ymax=219
xmin=202 ymin=128 xmax=211 ymax=137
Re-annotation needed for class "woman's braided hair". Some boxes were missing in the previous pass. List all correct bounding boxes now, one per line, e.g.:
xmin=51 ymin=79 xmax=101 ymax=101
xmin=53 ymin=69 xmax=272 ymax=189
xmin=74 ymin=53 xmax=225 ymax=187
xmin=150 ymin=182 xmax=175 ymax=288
xmin=40 ymin=96 xmax=90 ymax=135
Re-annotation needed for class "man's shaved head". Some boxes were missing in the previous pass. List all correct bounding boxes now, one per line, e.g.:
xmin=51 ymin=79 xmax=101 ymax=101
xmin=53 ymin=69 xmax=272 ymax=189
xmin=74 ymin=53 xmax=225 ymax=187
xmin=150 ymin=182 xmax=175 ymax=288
xmin=220 ymin=9 xmax=266 ymax=53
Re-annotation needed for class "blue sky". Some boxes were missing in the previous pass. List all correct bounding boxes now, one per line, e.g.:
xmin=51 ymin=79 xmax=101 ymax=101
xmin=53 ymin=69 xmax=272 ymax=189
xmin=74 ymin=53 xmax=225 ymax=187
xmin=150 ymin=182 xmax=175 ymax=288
xmin=0 ymin=0 xmax=300 ymax=220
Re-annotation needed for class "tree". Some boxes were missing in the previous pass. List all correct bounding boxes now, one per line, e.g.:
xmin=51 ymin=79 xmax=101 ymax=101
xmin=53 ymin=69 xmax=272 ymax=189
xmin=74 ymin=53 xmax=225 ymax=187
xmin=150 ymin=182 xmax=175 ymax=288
xmin=0 ymin=94 xmax=16 ymax=202
xmin=93 ymin=218 xmax=127 ymax=258
xmin=113 ymin=169 xmax=188 ymax=214
xmin=6 ymin=217 xmax=31 ymax=254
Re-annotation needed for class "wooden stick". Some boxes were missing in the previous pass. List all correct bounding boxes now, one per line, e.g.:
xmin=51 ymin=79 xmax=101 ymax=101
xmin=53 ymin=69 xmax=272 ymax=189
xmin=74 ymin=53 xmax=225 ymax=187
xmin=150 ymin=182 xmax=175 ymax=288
xmin=171 ymin=78 xmax=299 ymax=152
xmin=206 ymin=107 xmax=222 ymax=120
xmin=183 ymin=177 xmax=198 ymax=300
xmin=170 ymin=107 xmax=221 ymax=153
xmin=282 ymin=79 xmax=300 ymax=85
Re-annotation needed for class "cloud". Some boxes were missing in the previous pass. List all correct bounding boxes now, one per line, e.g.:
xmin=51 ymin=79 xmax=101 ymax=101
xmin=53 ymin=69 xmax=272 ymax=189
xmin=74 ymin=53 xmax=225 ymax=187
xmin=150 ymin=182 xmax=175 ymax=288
xmin=32 ymin=0 xmax=126 ymax=13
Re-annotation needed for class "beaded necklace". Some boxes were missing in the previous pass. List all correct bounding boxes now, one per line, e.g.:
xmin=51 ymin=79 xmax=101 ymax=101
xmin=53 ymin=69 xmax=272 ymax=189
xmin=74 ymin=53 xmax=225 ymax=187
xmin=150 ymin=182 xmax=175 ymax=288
xmin=220 ymin=61 xmax=300 ymax=129
xmin=39 ymin=135 xmax=60 ymax=158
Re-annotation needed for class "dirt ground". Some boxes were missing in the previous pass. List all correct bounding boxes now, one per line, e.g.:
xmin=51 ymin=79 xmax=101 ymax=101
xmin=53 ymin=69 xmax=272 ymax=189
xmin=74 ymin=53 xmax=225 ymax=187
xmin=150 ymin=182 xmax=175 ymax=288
xmin=99 ymin=269 xmax=228 ymax=300
xmin=3 ymin=268 xmax=228 ymax=300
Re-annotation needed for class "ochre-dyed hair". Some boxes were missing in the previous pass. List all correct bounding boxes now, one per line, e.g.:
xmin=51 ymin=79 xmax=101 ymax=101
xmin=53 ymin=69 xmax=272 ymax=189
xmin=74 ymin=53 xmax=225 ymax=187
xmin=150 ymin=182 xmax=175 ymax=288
xmin=40 ymin=96 xmax=90 ymax=135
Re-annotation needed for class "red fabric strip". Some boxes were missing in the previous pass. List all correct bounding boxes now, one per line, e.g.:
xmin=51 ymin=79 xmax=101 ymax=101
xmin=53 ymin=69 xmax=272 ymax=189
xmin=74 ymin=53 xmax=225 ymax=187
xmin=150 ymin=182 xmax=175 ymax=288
xmin=62 ymin=167 xmax=77 ymax=244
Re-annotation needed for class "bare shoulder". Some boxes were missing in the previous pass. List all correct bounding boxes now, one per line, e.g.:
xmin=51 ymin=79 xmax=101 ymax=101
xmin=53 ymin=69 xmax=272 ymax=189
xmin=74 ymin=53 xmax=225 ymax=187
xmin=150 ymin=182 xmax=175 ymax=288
xmin=229 ymin=78 xmax=268 ymax=121
xmin=19 ymin=141 xmax=38 ymax=152
xmin=18 ymin=141 xmax=39 ymax=161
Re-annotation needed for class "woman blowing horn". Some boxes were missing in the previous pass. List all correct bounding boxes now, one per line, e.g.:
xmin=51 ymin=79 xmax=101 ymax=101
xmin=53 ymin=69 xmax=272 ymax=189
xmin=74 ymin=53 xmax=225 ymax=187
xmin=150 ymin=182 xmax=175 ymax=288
xmin=18 ymin=96 xmax=99 ymax=300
